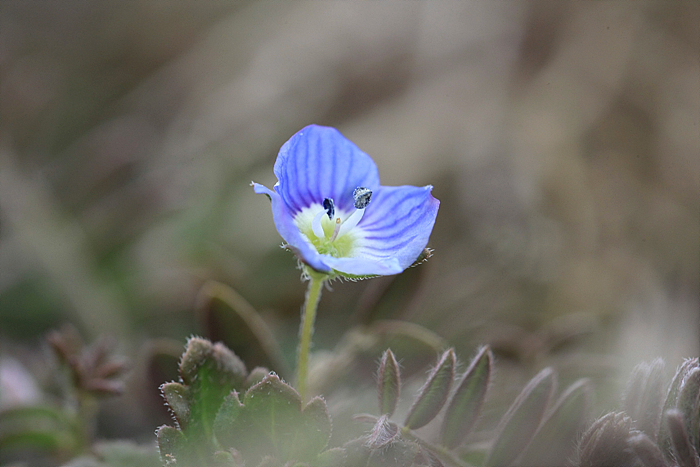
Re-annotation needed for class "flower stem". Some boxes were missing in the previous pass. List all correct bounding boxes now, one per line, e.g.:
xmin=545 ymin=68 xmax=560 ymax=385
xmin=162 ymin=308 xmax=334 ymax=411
xmin=297 ymin=270 xmax=325 ymax=402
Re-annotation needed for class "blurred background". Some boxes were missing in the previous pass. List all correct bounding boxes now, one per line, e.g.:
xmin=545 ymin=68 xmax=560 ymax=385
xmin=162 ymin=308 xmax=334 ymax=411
xmin=1 ymin=0 xmax=698 ymax=457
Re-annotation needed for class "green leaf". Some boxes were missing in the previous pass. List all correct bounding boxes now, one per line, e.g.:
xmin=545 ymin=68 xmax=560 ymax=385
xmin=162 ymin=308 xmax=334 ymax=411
xmin=622 ymin=359 xmax=665 ymax=438
xmin=485 ymin=367 xmax=556 ymax=467
xmin=628 ymin=433 xmax=667 ymax=467
xmin=178 ymin=337 xmax=247 ymax=445
xmin=404 ymin=349 xmax=456 ymax=430
xmin=665 ymin=409 xmax=698 ymax=467
xmin=213 ymin=373 xmax=331 ymax=464
xmin=519 ymin=378 xmax=592 ymax=467
xmin=658 ymin=358 xmax=699 ymax=459
xmin=160 ymin=382 xmax=190 ymax=428
xmin=179 ymin=337 xmax=247 ymax=388
xmin=156 ymin=425 xmax=188 ymax=465
xmin=441 ymin=346 xmax=492 ymax=449
xmin=377 ymin=349 xmax=401 ymax=417
xmin=577 ymin=412 xmax=636 ymax=467
xmin=676 ymin=367 xmax=700 ymax=450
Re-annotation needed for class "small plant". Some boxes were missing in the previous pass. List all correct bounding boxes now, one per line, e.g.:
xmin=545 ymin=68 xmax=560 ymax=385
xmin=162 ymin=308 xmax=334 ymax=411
xmin=0 ymin=325 xmax=160 ymax=466
xmin=576 ymin=357 xmax=700 ymax=467
xmin=156 ymin=337 xmax=333 ymax=466
xmin=319 ymin=347 xmax=592 ymax=467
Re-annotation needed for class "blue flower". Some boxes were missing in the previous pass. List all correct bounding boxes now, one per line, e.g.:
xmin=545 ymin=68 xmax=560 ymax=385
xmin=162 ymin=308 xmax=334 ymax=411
xmin=253 ymin=125 xmax=439 ymax=277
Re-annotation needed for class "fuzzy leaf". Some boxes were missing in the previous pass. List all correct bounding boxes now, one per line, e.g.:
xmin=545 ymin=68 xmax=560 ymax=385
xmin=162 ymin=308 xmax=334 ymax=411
xmin=658 ymin=358 xmax=699 ymax=459
xmin=623 ymin=359 xmax=665 ymax=439
xmin=377 ymin=349 xmax=401 ymax=417
xmin=577 ymin=412 xmax=636 ymax=467
xmin=519 ymin=378 xmax=592 ymax=466
xmin=404 ymin=349 xmax=456 ymax=430
xmin=486 ymin=367 xmax=556 ymax=467
xmin=628 ymin=433 xmax=667 ymax=467
xmin=441 ymin=346 xmax=492 ymax=449
xmin=178 ymin=337 xmax=246 ymax=445
xmin=666 ymin=409 xmax=700 ymax=467
xmin=161 ymin=382 xmax=190 ymax=428
xmin=156 ymin=425 xmax=188 ymax=464
xmin=676 ymin=367 xmax=700 ymax=450
xmin=213 ymin=374 xmax=331 ymax=464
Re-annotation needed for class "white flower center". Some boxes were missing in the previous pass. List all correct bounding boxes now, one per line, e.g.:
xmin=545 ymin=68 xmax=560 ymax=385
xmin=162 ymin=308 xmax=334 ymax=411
xmin=294 ymin=188 xmax=372 ymax=258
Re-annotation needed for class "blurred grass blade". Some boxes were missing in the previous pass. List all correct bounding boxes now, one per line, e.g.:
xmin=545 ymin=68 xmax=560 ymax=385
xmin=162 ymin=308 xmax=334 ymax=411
xmin=486 ymin=367 xmax=556 ymax=467
xmin=440 ymin=346 xmax=492 ymax=449
xmin=519 ymin=378 xmax=592 ymax=466
xmin=377 ymin=349 xmax=401 ymax=417
xmin=404 ymin=349 xmax=455 ymax=430
xmin=196 ymin=280 xmax=289 ymax=376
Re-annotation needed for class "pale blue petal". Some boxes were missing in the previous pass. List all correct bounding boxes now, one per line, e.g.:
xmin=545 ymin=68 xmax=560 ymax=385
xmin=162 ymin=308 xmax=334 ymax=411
xmin=273 ymin=125 xmax=380 ymax=214
xmin=252 ymin=183 xmax=331 ymax=273
xmin=356 ymin=185 xmax=440 ymax=270
xmin=323 ymin=256 xmax=403 ymax=277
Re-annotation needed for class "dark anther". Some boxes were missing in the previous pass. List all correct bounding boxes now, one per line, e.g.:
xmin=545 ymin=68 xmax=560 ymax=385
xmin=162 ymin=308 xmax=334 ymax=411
xmin=323 ymin=198 xmax=335 ymax=219
xmin=353 ymin=187 xmax=372 ymax=209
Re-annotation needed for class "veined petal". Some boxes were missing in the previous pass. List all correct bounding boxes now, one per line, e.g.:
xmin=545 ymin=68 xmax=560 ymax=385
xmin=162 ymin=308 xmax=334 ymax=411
xmin=323 ymin=256 xmax=403 ymax=277
xmin=357 ymin=185 xmax=440 ymax=270
xmin=252 ymin=183 xmax=331 ymax=273
xmin=273 ymin=125 xmax=380 ymax=214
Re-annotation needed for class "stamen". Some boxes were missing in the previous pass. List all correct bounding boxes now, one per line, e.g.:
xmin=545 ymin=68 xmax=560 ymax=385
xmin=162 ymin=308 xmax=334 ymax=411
xmin=312 ymin=210 xmax=326 ymax=239
xmin=337 ymin=207 xmax=365 ymax=239
xmin=323 ymin=198 xmax=335 ymax=219
xmin=329 ymin=217 xmax=342 ymax=242
xmin=353 ymin=187 xmax=372 ymax=209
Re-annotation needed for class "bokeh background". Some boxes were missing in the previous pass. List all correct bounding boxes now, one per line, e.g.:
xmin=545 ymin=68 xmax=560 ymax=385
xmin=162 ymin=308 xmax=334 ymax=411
xmin=1 ymin=0 xmax=698 ymax=456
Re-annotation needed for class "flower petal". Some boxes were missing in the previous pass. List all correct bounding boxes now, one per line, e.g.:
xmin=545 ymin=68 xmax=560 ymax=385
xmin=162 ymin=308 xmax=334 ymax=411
xmin=323 ymin=256 xmax=403 ymax=277
xmin=356 ymin=185 xmax=440 ymax=270
xmin=252 ymin=183 xmax=331 ymax=273
xmin=274 ymin=125 xmax=380 ymax=214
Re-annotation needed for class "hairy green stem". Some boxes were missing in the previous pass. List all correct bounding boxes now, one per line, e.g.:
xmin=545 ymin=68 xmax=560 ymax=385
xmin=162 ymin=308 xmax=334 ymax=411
xmin=297 ymin=271 xmax=325 ymax=402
